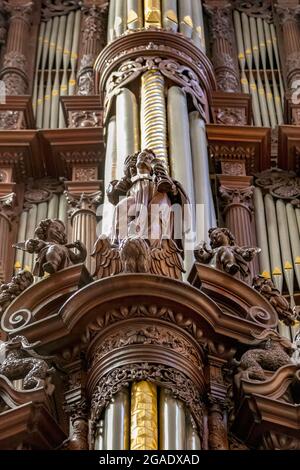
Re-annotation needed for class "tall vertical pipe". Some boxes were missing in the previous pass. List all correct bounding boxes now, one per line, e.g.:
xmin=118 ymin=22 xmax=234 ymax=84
xmin=159 ymin=388 xmax=186 ymax=450
xmin=141 ymin=70 xmax=168 ymax=168
xmin=253 ymin=187 xmax=271 ymax=279
xmin=130 ymin=382 xmax=158 ymax=450
xmin=276 ymin=200 xmax=294 ymax=303
xmin=286 ymin=203 xmax=300 ymax=290
xmin=178 ymin=0 xmax=193 ymax=38
xmin=144 ymin=0 xmax=161 ymax=28
xmin=59 ymin=12 xmax=75 ymax=128
xmin=69 ymin=10 xmax=81 ymax=96
xmin=116 ymin=88 xmax=139 ymax=179
xmin=94 ymin=421 xmax=105 ymax=450
xmin=43 ymin=17 xmax=59 ymax=129
xmin=104 ymin=390 xmax=130 ymax=450
xmin=51 ymin=15 xmax=66 ymax=129
xmin=102 ymin=115 xmax=117 ymax=236
xmin=191 ymin=0 xmax=205 ymax=52
xmin=189 ymin=111 xmax=216 ymax=243
xmin=32 ymin=22 xmax=45 ymax=119
xmin=36 ymin=19 xmax=52 ymax=129
xmin=127 ymin=0 xmax=143 ymax=31
xmin=107 ymin=0 xmax=116 ymax=43
xmin=115 ymin=0 xmax=126 ymax=37
xmin=168 ymin=86 xmax=195 ymax=273
xmin=186 ymin=412 xmax=201 ymax=450
xmin=23 ymin=204 xmax=37 ymax=272
xmin=14 ymin=210 xmax=28 ymax=271
xmin=162 ymin=0 xmax=178 ymax=32
xmin=265 ymin=194 xmax=283 ymax=293
xmin=234 ymin=10 xmax=249 ymax=93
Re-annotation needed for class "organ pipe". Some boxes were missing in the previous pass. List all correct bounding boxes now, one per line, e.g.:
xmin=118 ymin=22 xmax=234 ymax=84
xmin=144 ymin=0 xmax=161 ymax=28
xmin=116 ymin=88 xmax=140 ymax=179
xmin=286 ymin=203 xmax=300 ymax=291
xmin=141 ymin=70 xmax=168 ymax=168
xmin=162 ymin=0 xmax=178 ymax=32
xmin=32 ymin=22 xmax=45 ymax=119
xmin=94 ymin=421 xmax=105 ymax=450
xmin=43 ymin=17 xmax=59 ymax=129
xmin=115 ymin=0 xmax=126 ymax=36
xmin=36 ymin=19 xmax=52 ymax=128
xmin=276 ymin=200 xmax=294 ymax=303
xmin=127 ymin=0 xmax=143 ymax=30
xmin=159 ymin=388 xmax=186 ymax=450
xmin=265 ymin=194 xmax=283 ymax=293
xmin=178 ymin=0 xmax=193 ymax=39
xmin=69 ymin=10 xmax=81 ymax=96
xmin=186 ymin=412 xmax=201 ymax=450
xmin=130 ymin=382 xmax=158 ymax=450
xmin=191 ymin=0 xmax=206 ymax=52
xmin=104 ymin=390 xmax=130 ymax=450
xmin=253 ymin=187 xmax=271 ymax=279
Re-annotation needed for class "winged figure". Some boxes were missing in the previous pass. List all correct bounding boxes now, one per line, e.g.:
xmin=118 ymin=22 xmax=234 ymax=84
xmin=194 ymin=227 xmax=260 ymax=281
xmin=92 ymin=150 xmax=189 ymax=280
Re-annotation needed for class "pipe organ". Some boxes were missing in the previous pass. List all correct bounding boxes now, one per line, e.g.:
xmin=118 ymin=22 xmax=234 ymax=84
xmin=0 ymin=0 xmax=300 ymax=452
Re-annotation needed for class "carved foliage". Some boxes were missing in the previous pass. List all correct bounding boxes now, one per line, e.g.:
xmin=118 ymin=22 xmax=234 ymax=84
xmin=91 ymin=325 xmax=201 ymax=366
xmin=0 ymin=270 xmax=33 ymax=318
xmin=214 ymin=108 xmax=247 ymax=126
xmin=255 ymin=170 xmax=300 ymax=201
xmin=91 ymin=363 xmax=204 ymax=435
xmin=105 ymin=56 xmax=207 ymax=122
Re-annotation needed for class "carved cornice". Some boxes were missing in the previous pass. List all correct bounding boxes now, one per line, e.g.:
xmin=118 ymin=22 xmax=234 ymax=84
xmin=207 ymin=125 xmax=271 ymax=175
xmin=255 ymin=169 xmax=300 ymax=201
xmin=233 ymin=0 xmax=272 ymax=21
xmin=41 ymin=0 xmax=80 ymax=20
xmin=95 ymin=29 xmax=216 ymax=115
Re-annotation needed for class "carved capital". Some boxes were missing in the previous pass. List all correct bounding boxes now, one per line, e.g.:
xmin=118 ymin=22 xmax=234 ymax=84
xmin=65 ymin=190 xmax=102 ymax=216
xmin=6 ymin=1 xmax=33 ymax=24
xmin=219 ymin=185 xmax=254 ymax=212
xmin=276 ymin=5 xmax=300 ymax=25
xmin=204 ymin=3 xmax=234 ymax=46
xmin=0 ymin=192 xmax=17 ymax=223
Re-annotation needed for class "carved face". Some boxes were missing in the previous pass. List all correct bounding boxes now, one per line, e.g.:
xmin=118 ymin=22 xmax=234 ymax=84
xmin=46 ymin=220 xmax=67 ymax=244
xmin=136 ymin=151 xmax=154 ymax=174
xmin=210 ymin=228 xmax=231 ymax=248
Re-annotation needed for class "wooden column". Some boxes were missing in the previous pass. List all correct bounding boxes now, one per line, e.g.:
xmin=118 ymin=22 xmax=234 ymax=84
xmin=0 ymin=167 xmax=17 ymax=282
xmin=204 ymin=1 xmax=240 ymax=93
xmin=0 ymin=1 xmax=33 ymax=95
xmin=65 ymin=164 xmax=102 ymax=274
xmin=218 ymin=171 xmax=258 ymax=280
xmin=276 ymin=4 xmax=300 ymax=93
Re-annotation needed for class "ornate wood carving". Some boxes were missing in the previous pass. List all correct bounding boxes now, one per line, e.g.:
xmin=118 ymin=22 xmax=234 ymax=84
xmin=90 ymin=363 xmax=204 ymax=436
xmin=204 ymin=2 xmax=241 ymax=93
xmin=95 ymin=29 xmax=216 ymax=120
xmin=255 ymin=170 xmax=300 ymax=200
xmin=278 ymin=126 xmax=300 ymax=173
xmin=194 ymin=226 xmax=259 ymax=282
xmin=0 ymin=270 xmax=33 ymax=319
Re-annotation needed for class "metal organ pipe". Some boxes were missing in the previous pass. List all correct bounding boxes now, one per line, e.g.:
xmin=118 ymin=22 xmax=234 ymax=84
xmin=264 ymin=194 xmax=283 ymax=293
xmin=253 ymin=187 xmax=271 ymax=279
xmin=127 ymin=0 xmax=143 ymax=30
xmin=159 ymin=388 xmax=186 ymax=450
xmin=286 ymin=203 xmax=300 ymax=291
xmin=104 ymin=390 xmax=130 ymax=450
xmin=162 ymin=0 xmax=178 ymax=32
xmin=276 ymin=200 xmax=295 ymax=304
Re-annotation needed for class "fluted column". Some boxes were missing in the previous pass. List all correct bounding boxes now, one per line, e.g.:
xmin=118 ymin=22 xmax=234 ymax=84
xmin=77 ymin=4 xmax=108 ymax=96
xmin=276 ymin=4 xmax=300 ymax=92
xmin=0 ymin=171 xmax=16 ymax=282
xmin=219 ymin=175 xmax=257 ymax=279
xmin=205 ymin=2 xmax=240 ymax=93
xmin=65 ymin=167 xmax=102 ymax=274
xmin=0 ymin=1 xmax=33 ymax=95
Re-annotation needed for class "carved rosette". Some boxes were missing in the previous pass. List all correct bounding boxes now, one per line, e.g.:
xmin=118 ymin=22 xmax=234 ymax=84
xmin=204 ymin=4 xmax=240 ymax=93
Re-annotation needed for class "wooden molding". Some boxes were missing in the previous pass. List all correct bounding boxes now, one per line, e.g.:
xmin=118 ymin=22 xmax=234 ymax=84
xmin=278 ymin=125 xmax=300 ymax=172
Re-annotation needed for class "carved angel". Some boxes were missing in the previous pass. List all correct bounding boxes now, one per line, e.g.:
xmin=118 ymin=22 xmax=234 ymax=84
xmin=194 ymin=227 xmax=260 ymax=280
xmin=253 ymin=276 xmax=299 ymax=326
xmin=14 ymin=219 xmax=87 ymax=277
xmin=93 ymin=150 xmax=188 ymax=280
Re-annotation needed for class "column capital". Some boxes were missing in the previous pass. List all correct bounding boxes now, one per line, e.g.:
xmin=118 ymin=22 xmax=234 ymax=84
xmin=276 ymin=4 xmax=300 ymax=25
xmin=5 ymin=1 xmax=33 ymax=25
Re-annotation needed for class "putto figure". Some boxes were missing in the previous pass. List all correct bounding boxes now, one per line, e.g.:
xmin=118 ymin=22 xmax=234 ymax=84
xmin=194 ymin=227 xmax=260 ymax=281
xmin=92 ymin=149 xmax=189 ymax=280
xmin=0 ymin=270 xmax=33 ymax=316
xmin=253 ymin=276 xmax=299 ymax=326
xmin=14 ymin=219 xmax=87 ymax=277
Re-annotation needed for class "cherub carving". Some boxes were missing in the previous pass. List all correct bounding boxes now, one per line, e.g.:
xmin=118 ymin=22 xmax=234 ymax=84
xmin=0 ymin=336 xmax=54 ymax=390
xmin=0 ymin=270 xmax=33 ymax=316
xmin=235 ymin=330 xmax=294 ymax=382
xmin=253 ymin=276 xmax=299 ymax=326
xmin=14 ymin=219 xmax=87 ymax=277
xmin=194 ymin=227 xmax=260 ymax=280
xmin=92 ymin=150 xmax=189 ymax=280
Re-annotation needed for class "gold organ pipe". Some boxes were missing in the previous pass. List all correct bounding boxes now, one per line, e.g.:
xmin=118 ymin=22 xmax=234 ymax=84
xmin=141 ymin=70 xmax=168 ymax=169
xmin=69 ymin=10 xmax=81 ymax=96
xmin=43 ymin=17 xmax=59 ymax=129
xmin=127 ymin=0 xmax=143 ymax=30
xmin=59 ymin=11 xmax=75 ymax=128
xmin=265 ymin=194 xmax=283 ymax=293
xmin=130 ymin=382 xmax=158 ymax=451
xmin=36 ymin=19 xmax=52 ymax=128
xmin=233 ymin=11 xmax=249 ymax=93
xmin=51 ymin=15 xmax=66 ymax=129
xmin=144 ymin=0 xmax=161 ymax=28
xmin=276 ymin=200 xmax=295 ymax=304
xmin=254 ymin=187 xmax=271 ymax=279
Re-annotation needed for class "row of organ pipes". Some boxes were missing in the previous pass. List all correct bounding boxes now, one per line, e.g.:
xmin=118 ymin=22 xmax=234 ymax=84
xmin=107 ymin=0 xmax=206 ymax=52
xmin=234 ymin=10 xmax=284 ymax=127
xmin=33 ymin=9 xmax=81 ymax=129
xmin=94 ymin=384 xmax=201 ymax=451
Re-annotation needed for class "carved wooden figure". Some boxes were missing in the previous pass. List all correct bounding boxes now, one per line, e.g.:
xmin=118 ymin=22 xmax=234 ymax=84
xmin=14 ymin=219 xmax=87 ymax=277
xmin=194 ymin=227 xmax=260 ymax=281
